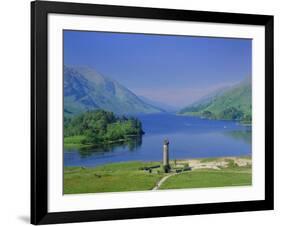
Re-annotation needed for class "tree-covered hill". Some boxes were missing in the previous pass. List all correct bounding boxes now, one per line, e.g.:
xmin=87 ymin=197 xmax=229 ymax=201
xmin=178 ymin=77 xmax=252 ymax=123
xmin=64 ymin=110 xmax=144 ymax=146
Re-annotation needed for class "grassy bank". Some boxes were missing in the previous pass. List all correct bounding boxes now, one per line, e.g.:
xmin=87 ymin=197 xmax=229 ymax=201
xmin=64 ymin=157 xmax=252 ymax=194
xmin=160 ymin=168 xmax=251 ymax=190
xmin=64 ymin=135 xmax=89 ymax=148
xmin=64 ymin=135 xmax=142 ymax=149
xmin=64 ymin=161 xmax=162 ymax=194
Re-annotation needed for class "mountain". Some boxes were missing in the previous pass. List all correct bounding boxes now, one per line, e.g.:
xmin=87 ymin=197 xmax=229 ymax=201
xmin=138 ymin=96 xmax=179 ymax=113
xmin=178 ymin=77 xmax=252 ymax=122
xmin=64 ymin=66 xmax=163 ymax=115
xmin=186 ymin=86 xmax=232 ymax=108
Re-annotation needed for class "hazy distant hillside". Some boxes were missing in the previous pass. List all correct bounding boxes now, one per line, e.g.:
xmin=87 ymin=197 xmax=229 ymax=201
xmin=178 ymin=77 xmax=252 ymax=123
xmin=186 ymin=86 xmax=231 ymax=108
xmin=64 ymin=66 xmax=162 ymax=115
xmin=139 ymin=96 xmax=179 ymax=113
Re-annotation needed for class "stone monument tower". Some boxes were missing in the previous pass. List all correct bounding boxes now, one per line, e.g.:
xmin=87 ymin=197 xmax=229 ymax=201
xmin=163 ymin=139 xmax=170 ymax=173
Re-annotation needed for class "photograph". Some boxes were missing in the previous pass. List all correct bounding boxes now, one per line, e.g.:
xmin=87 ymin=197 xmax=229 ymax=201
xmin=63 ymin=30 xmax=252 ymax=194
xmin=29 ymin=1 xmax=274 ymax=224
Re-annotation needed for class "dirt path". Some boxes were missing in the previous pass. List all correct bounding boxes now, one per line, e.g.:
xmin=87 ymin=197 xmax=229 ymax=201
xmin=151 ymin=157 xmax=251 ymax=190
xmin=152 ymin=173 xmax=176 ymax=190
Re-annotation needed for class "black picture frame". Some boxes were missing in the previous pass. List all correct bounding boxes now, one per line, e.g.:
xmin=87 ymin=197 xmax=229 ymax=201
xmin=31 ymin=1 xmax=274 ymax=224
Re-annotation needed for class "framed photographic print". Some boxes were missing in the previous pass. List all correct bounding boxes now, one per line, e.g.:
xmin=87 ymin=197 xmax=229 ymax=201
xmin=31 ymin=0 xmax=274 ymax=224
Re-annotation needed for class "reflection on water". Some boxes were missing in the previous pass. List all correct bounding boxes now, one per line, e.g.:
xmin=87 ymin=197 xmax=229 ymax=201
xmin=68 ymin=137 xmax=142 ymax=158
xmin=64 ymin=113 xmax=252 ymax=167
xmin=223 ymin=130 xmax=252 ymax=144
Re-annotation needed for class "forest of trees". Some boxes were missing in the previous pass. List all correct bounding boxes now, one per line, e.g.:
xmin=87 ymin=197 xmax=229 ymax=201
xmin=201 ymin=107 xmax=252 ymax=122
xmin=64 ymin=110 xmax=144 ymax=145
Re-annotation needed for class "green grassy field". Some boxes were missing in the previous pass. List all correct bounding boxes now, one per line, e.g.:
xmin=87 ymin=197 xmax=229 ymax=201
xmin=64 ymin=135 xmax=85 ymax=145
xmin=160 ymin=168 xmax=251 ymax=190
xmin=64 ymin=158 xmax=251 ymax=194
xmin=64 ymin=161 xmax=163 ymax=194
xmin=64 ymin=135 xmax=92 ymax=148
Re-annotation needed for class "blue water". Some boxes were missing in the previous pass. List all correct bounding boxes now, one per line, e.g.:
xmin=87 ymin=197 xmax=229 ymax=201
xmin=64 ymin=113 xmax=251 ymax=167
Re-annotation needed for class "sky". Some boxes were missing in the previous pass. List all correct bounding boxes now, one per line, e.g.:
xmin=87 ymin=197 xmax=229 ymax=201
xmin=64 ymin=30 xmax=252 ymax=108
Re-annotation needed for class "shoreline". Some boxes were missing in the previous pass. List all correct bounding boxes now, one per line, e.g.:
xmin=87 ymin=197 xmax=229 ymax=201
xmin=64 ymin=155 xmax=252 ymax=169
xmin=64 ymin=113 xmax=251 ymax=149
xmin=177 ymin=112 xmax=252 ymax=126
xmin=64 ymin=134 xmax=141 ymax=149
xmin=64 ymin=156 xmax=252 ymax=194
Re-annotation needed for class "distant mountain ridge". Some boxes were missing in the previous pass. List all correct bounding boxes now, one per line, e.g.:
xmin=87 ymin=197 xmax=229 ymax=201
xmin=178 ymin=76 xmax=252 ymax=122
xmin=64 ymin=66 xmax=163 ymax=115
xmin=138 ymin=96 xmax=179 ymax=113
